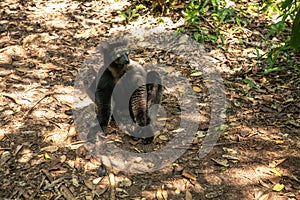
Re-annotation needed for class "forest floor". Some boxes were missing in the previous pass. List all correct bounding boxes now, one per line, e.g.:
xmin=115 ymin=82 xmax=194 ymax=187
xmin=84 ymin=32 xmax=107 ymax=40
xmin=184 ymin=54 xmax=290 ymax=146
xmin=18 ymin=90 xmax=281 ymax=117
xmin=0 ymin=0 xmax=300 ymax=199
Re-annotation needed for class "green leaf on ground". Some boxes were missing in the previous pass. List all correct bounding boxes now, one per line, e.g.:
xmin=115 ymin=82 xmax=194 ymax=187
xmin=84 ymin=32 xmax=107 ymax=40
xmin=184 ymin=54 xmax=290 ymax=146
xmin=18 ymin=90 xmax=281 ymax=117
xmin=243 ymin=77 xmax=260 ymax=89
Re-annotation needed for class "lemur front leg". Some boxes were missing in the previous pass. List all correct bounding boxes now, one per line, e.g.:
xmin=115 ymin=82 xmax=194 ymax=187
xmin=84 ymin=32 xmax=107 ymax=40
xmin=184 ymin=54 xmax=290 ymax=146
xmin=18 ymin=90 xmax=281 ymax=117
xmin=87 ymin=72 xmax=115 ymax=142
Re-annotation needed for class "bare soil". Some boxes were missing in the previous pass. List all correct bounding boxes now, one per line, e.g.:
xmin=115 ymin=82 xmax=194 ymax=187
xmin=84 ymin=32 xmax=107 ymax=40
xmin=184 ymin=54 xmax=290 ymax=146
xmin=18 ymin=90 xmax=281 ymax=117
xmin=0 ymin=0 xmax=300 ymax=199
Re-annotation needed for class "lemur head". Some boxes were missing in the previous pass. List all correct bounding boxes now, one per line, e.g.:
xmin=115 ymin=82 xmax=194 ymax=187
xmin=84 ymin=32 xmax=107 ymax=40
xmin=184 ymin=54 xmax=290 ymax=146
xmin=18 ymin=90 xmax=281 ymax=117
xmin=113 ymin=49 xmax=129 ymax=65
xmin=100 ymin=40 xmax=130 ymax=67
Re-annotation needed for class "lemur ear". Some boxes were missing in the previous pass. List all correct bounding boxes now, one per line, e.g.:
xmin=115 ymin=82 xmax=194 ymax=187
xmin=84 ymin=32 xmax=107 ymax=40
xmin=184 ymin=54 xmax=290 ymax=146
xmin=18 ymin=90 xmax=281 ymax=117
xmin=100 ymin=41 xmax=110 ymax=53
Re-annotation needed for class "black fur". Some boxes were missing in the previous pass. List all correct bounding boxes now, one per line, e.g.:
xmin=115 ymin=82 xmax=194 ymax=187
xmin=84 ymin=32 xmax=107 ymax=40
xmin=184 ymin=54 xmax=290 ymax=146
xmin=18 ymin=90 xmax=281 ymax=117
xmin=87 ymin=41 xmax=162 ymax=144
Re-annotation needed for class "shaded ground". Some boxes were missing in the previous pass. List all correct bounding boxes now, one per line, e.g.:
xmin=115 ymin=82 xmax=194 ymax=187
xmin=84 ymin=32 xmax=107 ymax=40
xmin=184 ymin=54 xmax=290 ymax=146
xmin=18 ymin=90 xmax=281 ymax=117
xmin=0 ymin=0 xmax=300 ymax=199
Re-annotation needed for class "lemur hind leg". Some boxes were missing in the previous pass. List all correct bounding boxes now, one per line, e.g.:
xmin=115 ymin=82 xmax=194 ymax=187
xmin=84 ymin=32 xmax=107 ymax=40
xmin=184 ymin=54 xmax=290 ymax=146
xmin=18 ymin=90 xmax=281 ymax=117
xmin=130 ymin=71 xmax=162 ymax=144
xmin=146 ymin=71 xmax=162 ymax=123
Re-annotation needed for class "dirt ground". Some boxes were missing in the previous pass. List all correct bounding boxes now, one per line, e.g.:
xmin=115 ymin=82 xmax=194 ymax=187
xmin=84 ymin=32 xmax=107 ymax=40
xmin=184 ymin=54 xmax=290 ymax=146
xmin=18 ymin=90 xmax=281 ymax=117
xmin=0 ymin=0 xmax=300 ymax=199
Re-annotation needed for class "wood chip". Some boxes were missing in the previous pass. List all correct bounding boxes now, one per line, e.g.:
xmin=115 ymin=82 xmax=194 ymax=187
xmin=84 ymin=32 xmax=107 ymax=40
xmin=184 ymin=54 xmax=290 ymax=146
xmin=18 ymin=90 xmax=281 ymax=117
xmin=182 ymin=170 xmax=197 ymax=181
xmin=60 ymin=185 xmax=75 ymax=200
xmin=185 ymin=190 xmax=193 ymax=200
xmin=156 ymin=188 xmax=168 ymax=200
xmin=211 ymin=158 xmax=229 ymax=167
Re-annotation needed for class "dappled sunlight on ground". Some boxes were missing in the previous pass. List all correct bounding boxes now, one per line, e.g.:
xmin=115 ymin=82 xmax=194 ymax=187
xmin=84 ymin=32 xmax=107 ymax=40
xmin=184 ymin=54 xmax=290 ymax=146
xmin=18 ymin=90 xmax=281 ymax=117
xmin=0 ymin=0 xmax=299 ymax=199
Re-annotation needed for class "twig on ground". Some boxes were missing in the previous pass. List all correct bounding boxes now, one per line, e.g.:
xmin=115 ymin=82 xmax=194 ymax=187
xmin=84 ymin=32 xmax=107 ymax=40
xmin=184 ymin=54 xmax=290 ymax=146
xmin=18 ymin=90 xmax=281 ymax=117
xmin=21 ymin=92 xmax=60 ymax=119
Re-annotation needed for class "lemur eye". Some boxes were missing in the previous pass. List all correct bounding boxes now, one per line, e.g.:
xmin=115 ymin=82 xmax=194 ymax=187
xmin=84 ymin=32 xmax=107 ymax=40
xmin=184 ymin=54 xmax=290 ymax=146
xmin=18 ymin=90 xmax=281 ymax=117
xmin=116 ymin=53 xmax=121 ymax=58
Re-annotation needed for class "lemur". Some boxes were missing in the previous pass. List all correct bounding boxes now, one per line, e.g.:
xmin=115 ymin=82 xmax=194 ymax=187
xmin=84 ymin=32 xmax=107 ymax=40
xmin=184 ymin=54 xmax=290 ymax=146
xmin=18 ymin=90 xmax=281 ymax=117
xmin=87 ymin=40 xmax=162 ymax=144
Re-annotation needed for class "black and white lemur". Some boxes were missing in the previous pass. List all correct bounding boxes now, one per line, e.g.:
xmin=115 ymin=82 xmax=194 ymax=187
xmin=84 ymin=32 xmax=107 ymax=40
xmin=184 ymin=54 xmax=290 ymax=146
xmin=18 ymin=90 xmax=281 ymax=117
xmin=87 ymin=40 xmax=162 ymax=144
